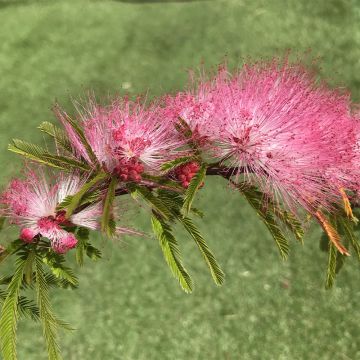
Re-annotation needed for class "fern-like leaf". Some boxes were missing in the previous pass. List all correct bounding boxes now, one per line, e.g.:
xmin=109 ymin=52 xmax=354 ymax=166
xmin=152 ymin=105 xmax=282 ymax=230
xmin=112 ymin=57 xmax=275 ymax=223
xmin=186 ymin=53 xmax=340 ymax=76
xmin=61 ymin=172 xmax=108 ymax=217
xmin=161 ymin=156 xmax=195 ymax=172
xmin=17 ymin=296 xmax=40 ymax=321
xmin=75 ymin=228 xmax=89 ymax=266
xmin=43 ymin=273 xmax=78 ymax=290
xmin=130 ymin=185 xmax=172 ymax=220
xmin=85 ymin=244 xmax=102 ymax=261
xmin=0 ymin=250 xmax=33 ymax=360
xmin=34 ymin=254 xmax=63 ymax=360
xmin=8 ymin=139 xmax=90 ymax=172
xmin=48 ymin=265 xmax=78 ymax=287
xmin=101 ymin=177 xmax=117 ymax=237
xmin=315 ymin=210 xmax=349 ymax=256
xmin=38 ymin=122 xmax=73 ymax=153
xmin=179 ymin=217 xmax=224 ymax=286
xmin=0 ymin=290 xmax=39 ymax=322
xmin=274 ymin=209 xmax=304 ymax=243
xmin=151 ymin=215 xmax=193 ymax=293
xmin=182 ymin=164 xmax=207 ymax=215
xmin=338 ymin=217 xmax=360 ymax=260
xmin=325 ymin=242 xmax=337 ymax=289
xmin=235 ymin=182 xmax=289 ymax=259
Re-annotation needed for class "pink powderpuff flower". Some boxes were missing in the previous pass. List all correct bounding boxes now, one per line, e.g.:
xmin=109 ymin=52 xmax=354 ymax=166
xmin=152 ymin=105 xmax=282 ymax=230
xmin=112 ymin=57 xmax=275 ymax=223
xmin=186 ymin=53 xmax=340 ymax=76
xmin=168 ymin=59 xmax=357 ymax=213
xmin=0 ymin=168 xmax=137 ymax=253
xmin=346 ymin=111 xmax=360 ymax=199
xmin=162 ymin=70 xmax=228 ymax=152
xmin=54 ymin=97 xmax=185 ymax=180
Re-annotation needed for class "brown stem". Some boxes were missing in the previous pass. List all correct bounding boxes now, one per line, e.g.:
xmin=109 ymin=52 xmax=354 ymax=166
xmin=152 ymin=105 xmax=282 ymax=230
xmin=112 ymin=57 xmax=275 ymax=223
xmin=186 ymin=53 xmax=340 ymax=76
xmin=206 ymin=166 xmax=247 ymax=179
xmin=74 ymin=165 xmax=247 ymax=213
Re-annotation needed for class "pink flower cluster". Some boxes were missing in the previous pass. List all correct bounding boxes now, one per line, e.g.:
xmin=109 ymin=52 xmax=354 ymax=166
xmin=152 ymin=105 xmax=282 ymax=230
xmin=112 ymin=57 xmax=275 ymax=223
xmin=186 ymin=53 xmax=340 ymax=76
xmin=164 ymin=60 xmax=359 ymax=212
xmin=174 ymin=162 xmax=201 ymax=188
xmin=0 ymin=170 xmax=103 ymax=253
xmin=54 ymin=98 xmax=184 ymax=176
xmin=2 ymin=56 xmax=360 ymax=254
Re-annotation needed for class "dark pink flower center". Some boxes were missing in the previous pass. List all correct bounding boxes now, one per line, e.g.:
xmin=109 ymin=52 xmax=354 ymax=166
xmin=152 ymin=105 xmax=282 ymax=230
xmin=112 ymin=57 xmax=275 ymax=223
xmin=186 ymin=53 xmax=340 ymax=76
xmin=114 ymin=158 xmax=144 ymax=183
xmin=175 ymin=162 xmax=203 ymax=189
xmin=37 ymin=211 xmax=72 ymax=233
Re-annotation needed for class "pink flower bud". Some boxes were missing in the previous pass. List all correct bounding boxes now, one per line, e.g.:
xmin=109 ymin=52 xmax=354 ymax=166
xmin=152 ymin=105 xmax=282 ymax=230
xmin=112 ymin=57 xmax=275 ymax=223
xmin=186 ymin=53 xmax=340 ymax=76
xmin=134 ymin=163 xmax=144 ymax=173
xmin=182 ymin=166 xmax=191 ymax=175
xmin=52 ymin=234 xmax=78 ymax=254
xmin=182 ymin=181 xmax=190 ymax=188
xmin=189 ymin=162 xmax=200 ymax=172
xmin=119 ymin=174 xmax=128 ymax=181
xmin=20 ymin=228 xmax=37 ymax=243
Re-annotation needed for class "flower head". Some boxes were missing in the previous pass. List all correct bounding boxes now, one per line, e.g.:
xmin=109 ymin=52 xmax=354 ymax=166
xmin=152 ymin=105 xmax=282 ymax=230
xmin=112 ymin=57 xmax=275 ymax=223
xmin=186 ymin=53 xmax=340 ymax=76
xmin=166 ymin=59 xmax=357 ymax=212
xmin=0 ymin=168 xmax=103 ymax=253
xmin=54 ymin=97 xmax=184 ymax=179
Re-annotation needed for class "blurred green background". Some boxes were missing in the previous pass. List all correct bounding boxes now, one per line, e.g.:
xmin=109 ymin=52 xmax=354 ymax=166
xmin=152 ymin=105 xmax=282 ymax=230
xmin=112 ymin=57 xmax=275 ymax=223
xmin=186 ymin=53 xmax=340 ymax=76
xmin=1 ymin=0 xmax=360 ymax=359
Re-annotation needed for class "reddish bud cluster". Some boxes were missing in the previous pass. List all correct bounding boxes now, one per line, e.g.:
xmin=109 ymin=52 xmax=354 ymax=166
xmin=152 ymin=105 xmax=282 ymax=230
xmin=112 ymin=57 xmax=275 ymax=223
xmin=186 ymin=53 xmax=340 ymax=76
xmin=115 ymin=158 xmax=144 ymax=182
xmin=175 ymin=161 xmax=202 ymax=188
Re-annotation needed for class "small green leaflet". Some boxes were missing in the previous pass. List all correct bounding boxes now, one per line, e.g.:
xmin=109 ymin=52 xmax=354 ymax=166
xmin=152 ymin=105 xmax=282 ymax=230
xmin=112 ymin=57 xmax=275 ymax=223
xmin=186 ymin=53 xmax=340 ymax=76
xmin=0 ymin=251 xmax=33 ymax=360
xmin=62 ymin=172 xmax=108 ymax=217
xmin=38 ymin=122 xmax=73 ymax=153
xmin=274 ymin=209 xmax=304 ymax=243
xmin=182 ymin=163 xmax=207 ymax=215
xmin=151 ymin=215 xmax=193 ymax=293
xmin=8 ymin=139 xmax=90 ymax=172
xmin=129 ymin=185 xmax=172 ymax=220
xmin=179 ymin=217 xmax=224 ymax=286
xmin=101 ymin=177 xmax=118 ymax=237
xmin=325 ymin=242 xmax=337 ymax=289
xmin=34 ymin=255 xmax=63 ymax=360
xmin=161 ymin=156 xmax=196 ymax=172
xmin=338 ymin=216 xmax=360 ymax=261
xmin=235 ymin=182 xmax=289 ymax=260
xmin=75 ymin=228 xmax=89 ymax=267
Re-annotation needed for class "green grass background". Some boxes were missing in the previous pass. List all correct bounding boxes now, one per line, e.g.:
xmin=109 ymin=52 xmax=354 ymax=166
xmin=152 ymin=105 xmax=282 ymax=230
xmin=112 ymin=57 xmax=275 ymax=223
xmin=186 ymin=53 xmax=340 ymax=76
xmin=1 ymin=0 xmax=360 ymax=359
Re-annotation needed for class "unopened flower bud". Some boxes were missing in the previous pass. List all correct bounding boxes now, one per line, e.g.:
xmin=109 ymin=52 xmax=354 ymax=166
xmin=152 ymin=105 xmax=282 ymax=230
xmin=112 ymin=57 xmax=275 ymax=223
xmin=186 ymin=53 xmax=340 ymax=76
xmin=20 ymin=228 xmax=37 ymax=243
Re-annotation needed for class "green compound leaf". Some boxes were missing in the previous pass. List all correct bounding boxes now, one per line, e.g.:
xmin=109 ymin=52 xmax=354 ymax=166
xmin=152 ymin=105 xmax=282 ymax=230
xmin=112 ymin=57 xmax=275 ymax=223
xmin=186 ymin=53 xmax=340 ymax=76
xmin=101 ymin=177 xmax=118 ymax=237
xmin=38 ymin=122 xmax=73 ymax=153
xmin=235 ymin=182 xmax=290 ymax=260
xmin=179 ymin=217 xmax=224 ymax=286
xmin=34 ymin=254 xmax=63 ymax=360
xmin=129 ymin=185 xmax=173 ymax=221
xmin=274 ymin=209 xmax=304 ymax=243
xmin=161 ymin=156 xmax=196 ymax=172
xmin=0 ymin=291 xmax=39 ymax=323
xmin=182 ymin=163 xmax=207 ymax=216
xmin=325 ymin=242 xmax=337 ymax=289
xmin=151 ymin=215 xmax=193 ymax=293
xmin=61 ymin=172 xmax=108 ymax=217
xmin=0 ymin=250 xmax=34 ymax=360
xmin=75 ymin=228 xmax=89 ymax=267
xmin=8 ymin=139 xmax=91 ymax=172
xmin=43 ymin=254 xmax=79 ymax=287
xmin=339 ymin=216 xmax=360 ymax=261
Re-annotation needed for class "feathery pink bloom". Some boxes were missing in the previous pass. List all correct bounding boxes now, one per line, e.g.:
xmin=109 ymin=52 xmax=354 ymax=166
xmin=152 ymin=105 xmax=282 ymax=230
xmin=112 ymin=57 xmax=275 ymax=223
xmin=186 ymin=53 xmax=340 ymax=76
xmin=166 ymin=59 xmax=357 ymax=212
xmin=0 ymin=169 xmax=103 ymax=253
xmin=347 ymin=112 xmax=360 ymax=196
xmin=54 ymin=97 xmax=184 ymax=179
